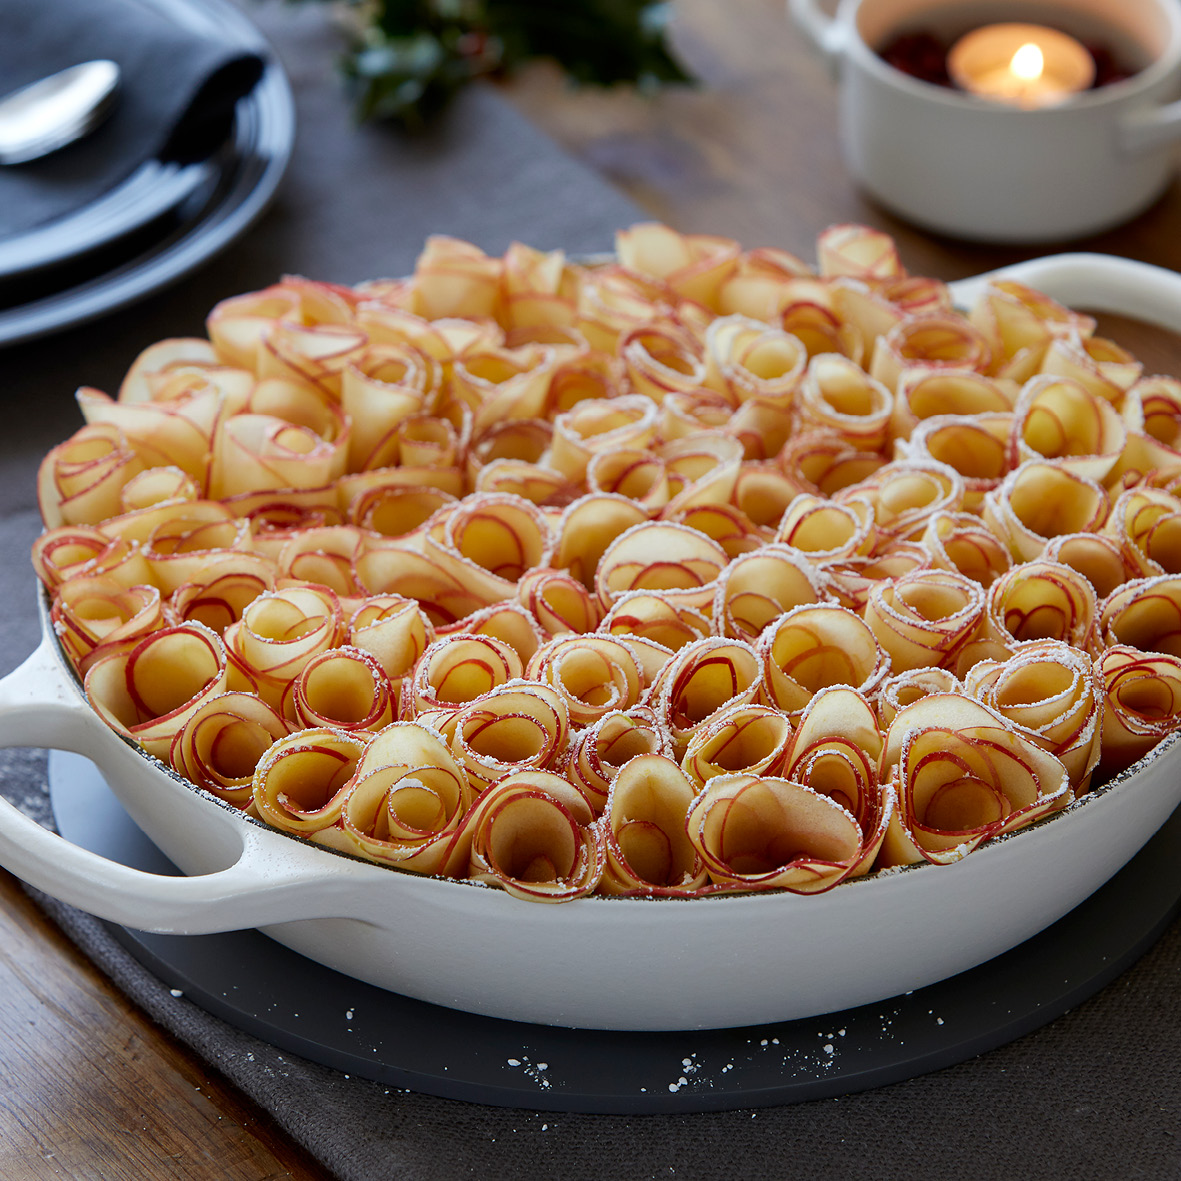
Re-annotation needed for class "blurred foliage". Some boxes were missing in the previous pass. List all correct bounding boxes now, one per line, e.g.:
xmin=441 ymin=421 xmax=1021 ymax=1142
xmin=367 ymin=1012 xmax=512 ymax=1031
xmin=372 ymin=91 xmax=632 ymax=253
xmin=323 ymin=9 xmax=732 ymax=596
xmin=295 ymin=0 xmax=693 ymax=128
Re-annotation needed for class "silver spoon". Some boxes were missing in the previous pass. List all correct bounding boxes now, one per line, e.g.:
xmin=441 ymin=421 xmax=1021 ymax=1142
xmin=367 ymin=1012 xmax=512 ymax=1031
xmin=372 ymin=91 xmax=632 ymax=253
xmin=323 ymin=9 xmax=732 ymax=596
xmin=0 ymin=60 xmax=121 ymax=165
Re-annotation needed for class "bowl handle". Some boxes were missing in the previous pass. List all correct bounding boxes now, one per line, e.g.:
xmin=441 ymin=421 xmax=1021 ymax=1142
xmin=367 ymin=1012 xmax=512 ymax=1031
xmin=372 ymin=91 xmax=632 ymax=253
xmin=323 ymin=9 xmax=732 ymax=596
xmin=1120 ymin=102 xmax=1181 ymax=154
xmin=0 ymin=638 xmax=369 ymax=934
xmin=786 ymin=0 xmax=846 ymax=70
xmin=948 ymin=252 xmax=1181 ymax=332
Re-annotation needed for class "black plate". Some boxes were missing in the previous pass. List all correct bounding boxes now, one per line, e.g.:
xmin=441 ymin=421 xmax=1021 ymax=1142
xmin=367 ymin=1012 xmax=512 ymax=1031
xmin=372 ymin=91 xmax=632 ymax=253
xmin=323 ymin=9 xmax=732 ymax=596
xmin=0 ymin=0 xmax=293 ymax=346
xmin=47 ymin=749 xmax=1181 ymax=1114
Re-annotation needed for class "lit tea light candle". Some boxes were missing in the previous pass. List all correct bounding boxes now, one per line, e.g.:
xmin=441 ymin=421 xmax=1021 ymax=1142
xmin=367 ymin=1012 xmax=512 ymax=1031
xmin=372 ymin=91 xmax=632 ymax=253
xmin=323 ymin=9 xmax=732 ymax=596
xmin=947 ymin=23 xmax=1096 ymax=107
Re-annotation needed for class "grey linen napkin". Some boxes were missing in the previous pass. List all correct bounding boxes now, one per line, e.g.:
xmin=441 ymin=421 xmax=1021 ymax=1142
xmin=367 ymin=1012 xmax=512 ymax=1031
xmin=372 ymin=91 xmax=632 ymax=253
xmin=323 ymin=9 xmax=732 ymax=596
xmin=2 ymin=4 xmax=1181 ymax=1178
xmin=0 ymin=0 xmax=264 ymax=236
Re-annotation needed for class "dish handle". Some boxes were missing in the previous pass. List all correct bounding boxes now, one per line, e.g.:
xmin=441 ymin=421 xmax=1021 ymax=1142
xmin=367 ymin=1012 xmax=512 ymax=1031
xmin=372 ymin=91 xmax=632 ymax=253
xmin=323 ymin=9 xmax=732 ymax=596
xmin=948 ymin=252 xmax=1181 ymax=332
xmin=0 ymin=637 xmax=367 ymax=934
xmin=1120 ymin=102 xmax=1181 ymax=154
xmin=786 ymin=0 xmax=846 ymax=72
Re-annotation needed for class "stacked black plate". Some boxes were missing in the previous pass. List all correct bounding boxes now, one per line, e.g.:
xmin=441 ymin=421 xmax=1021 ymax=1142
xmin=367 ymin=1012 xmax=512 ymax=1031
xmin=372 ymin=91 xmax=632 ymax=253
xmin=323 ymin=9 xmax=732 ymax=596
xmin=0 ymin=0 xmax=294 ymax=347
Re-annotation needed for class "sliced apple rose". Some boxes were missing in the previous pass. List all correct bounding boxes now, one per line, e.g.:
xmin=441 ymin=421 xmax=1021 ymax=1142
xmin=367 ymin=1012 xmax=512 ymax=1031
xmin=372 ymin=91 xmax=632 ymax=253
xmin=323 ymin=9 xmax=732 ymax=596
xmin=686 ymin=773 xmax=865 ymax=893
xmin=821 ymin=542 xmax=930 ymax=615
xmin=452 ymin=345 xmax=557 ymax=436
xmin=865 ymin=568 xmax=985 ymax=673
xmin=901 ymin=413 xmax=1013 ymax=512
xmin=400 ymin=633 xmax=523 ymax=723
xmin=78 ymin=380 xmax=228 ymax=479
xmin=681 ymin=702 xmax=793 ymax=786
xmin=170 ymin=691 xmax=291 ymax=806
xmin=817 ymin=223 xmax=904 ymax=281
xmin=423 ymin=492 xmax=552 ymax=606
xmin=438 ymin=600 xmax=547 ymax=666
xmin=1098 ymin=574 xmax=1181 ymax=657
xmin=796 ymin=354 xmax=893 ymax=452
xmin=576 ymin=265 xmax=671 ymax=354
xmin=666 ymin=502 xmax=772 ymax=560
xmin=968 ymin=278 xmax=1093 ymax=383
xmin=965 ymin=640 xmax=1101 ymax=791
xmin=778 ymin=429 xmax=886 ymax=497
xmin=723 ymin=393 xmax=797 ymax=461
xmin=444 ymin=681 xmax=569 ymax=789
xmin=548 ymin=394 xmax=660 ymax=483
xmin=1010 ymin=375 xmax=1126 ymax=482
xmin=600 ymin=590 xmax=711 ymax=653
xmin=38 ymin=423 xmax=146 ymax=530
xmin=660 ymin=432 xmax=744 ymax=515
xmin=758 ymin=603 xmax=889 ymax=717
xmin=457 ymin=770 xmax=605 ymax=902
xmin=616 ymin=222 xmax=741 ymax=308
xmin=224 ymin=584 xmax=344 ymax=712
xmin=1040 ymin=328 xmax=1142 ymax=405
xmin=870 ymin=315 xmax=992 ymax=396
xmin=85 ymin=621 xmax=229 ymax=759
xmin=52 ymin=577 xmax=164 ymax=674
xmin=1105 ymin=487 xmax=1181 ymax=576
xmin=407 ymin=234 xmax=502 ymax=320
xmin=891 ymin=370 xmax=1015 ymax=440
xmin=920 ymin=511 xmax=1012 ymax=589
xmin=563 ymin=706 xmax=672 ymax=813
xmin=116 ymin=336 xmax=230 ymax=403
xmin=777 ymin=493 xmax=876 ymax=562
xmin=210 ymin=414 xmax=345 ymax=499
xmin=318 ymin=720 xmax=470 ymax=868
xmin=594 ymin=521 xmax=729 ymax=612
xmin=1123 ymin=374 xmax=1181 ymax=449
xmin=586 ymin=447 xmax=670 ymax=509
xmin=513 ymin=567 xmax=601 ymax=637
xmin=290 ymin=645 xmax=396 ymax=733
xmin=137 ymin=505 xmax=248 ymax=594
xmin=251 ymin=727 xmax=369 ymax=835
xmin=732 ymin=463 xmax=798 ymax=530
xmin=1096 ymin=645 xmax=1181 ymax=774
xmin=985 ymin=559 xmax=1097 ymax=651
xmin=619 ymin=321 xmax=706 ymax=404
xmin=347 ymin=484 xmax=456 ymax=541
xmin=340 ymin=342 xmax=436 ymax=470
xmin=118 ymin=466 xmax=200 ymax=513
xmin=711 ymin=544 xmax=829 ymax=640
xmin=878 ymin=695 xmax=1071 ymax=867
xmin=600 ymin=754 xmax=708 ymax=895
xmin=983 ymin=461 xmax=1109 ymax=562
xmin=834 ymin=460 xmax=964 ymax=543
xmin=876 ymin=667 xmax=963 ymax=729
xmin=354 ymin=544 xmax=482 ymax=626
xmin=1042 ymin=532 xmax=1148 ymax=601
xmin=781 ymin=686 xmax=888 ymax=870
xmin=703 ymin=314 xmax=806 ymax=404
xmin=33 ymin=525 xmax=129 ymax=590
xmin=646 ymin=636 xmax=763 ymax=753
xmin=255 ymin=319 xmax=368 ymax=402
xmin=273 ymin=525 xmax=365 ymax=598
xmin=346 ymin=594 xmax=433 ymax=690
xmin=525 ymin=633 xmax=644 ymax=726
xmin=205 ymin=285 xmax=304 ymax=370
xmin=715 ymin=246 xmax=812 ymax=320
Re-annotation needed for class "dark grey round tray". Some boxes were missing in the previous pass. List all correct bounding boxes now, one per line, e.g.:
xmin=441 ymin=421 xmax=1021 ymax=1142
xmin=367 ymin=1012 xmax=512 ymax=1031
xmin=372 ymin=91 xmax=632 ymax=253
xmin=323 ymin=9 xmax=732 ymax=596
xmin=47 ymin=748 xmax=1181 ymax=1114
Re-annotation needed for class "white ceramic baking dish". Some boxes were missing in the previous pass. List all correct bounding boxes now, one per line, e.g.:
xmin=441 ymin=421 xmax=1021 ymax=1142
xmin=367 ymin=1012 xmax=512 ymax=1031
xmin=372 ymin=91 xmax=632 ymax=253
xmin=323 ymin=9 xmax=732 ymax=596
xmin=2 ymin=251 xmax=1181 ymax=1032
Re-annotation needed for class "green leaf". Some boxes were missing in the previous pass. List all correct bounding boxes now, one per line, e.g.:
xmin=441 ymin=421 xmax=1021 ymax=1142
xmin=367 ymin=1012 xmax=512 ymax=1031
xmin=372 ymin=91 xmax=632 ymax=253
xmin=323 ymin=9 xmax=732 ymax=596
xmin=289 ymin=0 xmax=694 ymax=126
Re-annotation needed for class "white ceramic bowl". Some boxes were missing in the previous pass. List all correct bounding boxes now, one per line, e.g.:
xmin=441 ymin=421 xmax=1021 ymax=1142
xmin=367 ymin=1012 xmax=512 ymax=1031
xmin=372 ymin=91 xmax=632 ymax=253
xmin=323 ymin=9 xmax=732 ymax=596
xmin=4 ymin=252 xmax=1181 ymax=1032
xmin=790 ymin=0 xmax=1181 ymax=242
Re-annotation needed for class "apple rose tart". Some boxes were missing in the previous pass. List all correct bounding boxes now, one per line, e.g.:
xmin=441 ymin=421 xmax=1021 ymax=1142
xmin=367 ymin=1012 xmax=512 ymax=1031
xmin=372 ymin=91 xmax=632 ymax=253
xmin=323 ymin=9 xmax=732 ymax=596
xmin=30 ymin=222 xmax=1181 ymax=902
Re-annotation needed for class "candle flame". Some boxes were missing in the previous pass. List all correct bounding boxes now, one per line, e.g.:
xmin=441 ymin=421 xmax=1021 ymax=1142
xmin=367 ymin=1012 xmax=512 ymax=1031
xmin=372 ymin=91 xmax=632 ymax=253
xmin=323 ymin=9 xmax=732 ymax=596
xmin=1010 ymin=42 xmax=1045 ymax=81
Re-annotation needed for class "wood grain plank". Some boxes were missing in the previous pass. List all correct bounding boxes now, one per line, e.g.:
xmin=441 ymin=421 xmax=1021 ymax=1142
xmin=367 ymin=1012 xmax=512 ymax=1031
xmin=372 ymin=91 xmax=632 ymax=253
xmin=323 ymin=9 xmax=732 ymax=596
xmin=0 ymin=871 xmax=333 ymax=1181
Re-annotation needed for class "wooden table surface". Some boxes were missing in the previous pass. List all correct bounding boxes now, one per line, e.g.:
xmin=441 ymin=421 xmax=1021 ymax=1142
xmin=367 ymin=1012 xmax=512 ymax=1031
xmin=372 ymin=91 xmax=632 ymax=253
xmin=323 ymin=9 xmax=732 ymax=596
xmin=4 ymin=1 xmax=1181 ymax=1178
